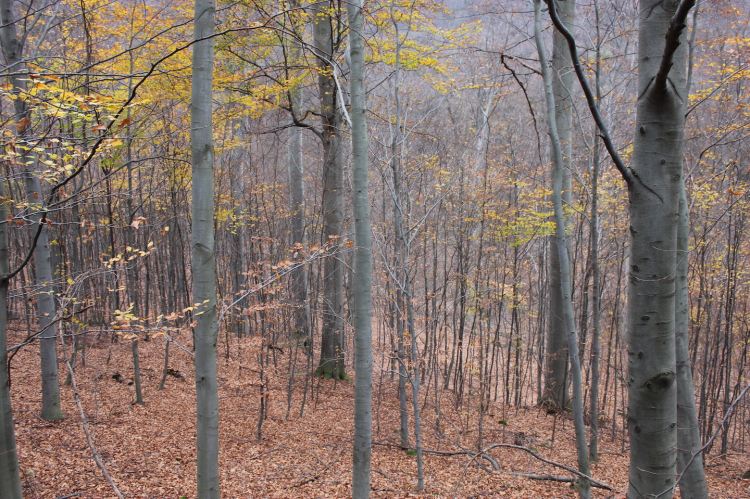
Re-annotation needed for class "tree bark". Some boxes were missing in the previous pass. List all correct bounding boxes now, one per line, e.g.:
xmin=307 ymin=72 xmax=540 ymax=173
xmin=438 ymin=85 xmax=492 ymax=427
xmin=287 ymin=0 xmax=311 ymax=346
xmin=313 ymin=0 xmax=347 ymax=380
xmin=675 ymin=178 xmax=708 ymax=499
xmin=535 ymin=2 xmax=590 ymax=497
xmin=626 ymin=2 xmax=692 ymax=496
xmin=0 ymin=166 xmax=22 ymax=498
xmin=0 ymin=0 xmax=63 ymax=421
xmin=347 ymin=1 xmax=373 ymax=495
xmin=544 ymin=0 xmax=575 ymax=410
xmin=191 ymin=0 xmax=220 ymax=495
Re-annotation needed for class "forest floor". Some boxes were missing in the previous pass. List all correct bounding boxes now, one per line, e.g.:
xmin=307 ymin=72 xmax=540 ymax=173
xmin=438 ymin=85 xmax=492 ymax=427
xmin=7 ymin=324 xmax=749 ymax=499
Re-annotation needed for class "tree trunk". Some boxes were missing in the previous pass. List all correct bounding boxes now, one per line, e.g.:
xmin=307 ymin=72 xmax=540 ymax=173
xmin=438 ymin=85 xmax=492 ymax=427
xmin=627 ymin=2 xmax=692 ymax=496
xmin=0 ymin=165 xmax=22 ymax=498
xmin=589 ymin=0 xmax=602 ymax=462
xmin=535 ymin=2 xmax=590 ymax=496
xmin=348 ymin=0 xmax=373 ymax=494
xmin=191 ymin=0 xmax=220 ymax=495
xmin=675 ymin=177 xmax=708 ymax=499
xmin=0 ymin=0 xmax=63 ymax=421
xmin=287 ymin=0 xmax=310 ymax=346
xmin=544 ymin=0 xmax=575 ymax=410
xmin=313 ymin=0 xmax=347 ymax=380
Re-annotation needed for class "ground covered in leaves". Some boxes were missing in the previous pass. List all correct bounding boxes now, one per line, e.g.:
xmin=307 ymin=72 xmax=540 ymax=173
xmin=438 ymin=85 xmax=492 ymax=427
xmin=8 ymin=326 xmax=749 ymax=498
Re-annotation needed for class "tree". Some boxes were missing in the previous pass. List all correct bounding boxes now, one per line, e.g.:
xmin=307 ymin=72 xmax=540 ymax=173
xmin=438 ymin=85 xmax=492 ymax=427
xmin=546 ymin=0 xmax=708 ymax=496
xmin=287 ymin=0 xmax=311 ymax=346
xmin=313 ymin=0 xmax=348 ymax=380
xmin=348 ymin=0 xmax=373 ymax=496
xmin=544 ymin=0 xmax=575 ymax=410
xmin=0 ymin=0 xmax=63 ymax=421
xmin=534 ymin=1 xmax=590 ymax=496
xmin=0 ymin=166 xmax=21 ymax=499
xmin=191 ymin=0 xmax=220 ymax=495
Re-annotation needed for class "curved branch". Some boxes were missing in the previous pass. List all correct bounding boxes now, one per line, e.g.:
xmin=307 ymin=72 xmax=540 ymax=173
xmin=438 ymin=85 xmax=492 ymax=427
xmin=544 ymin=0 xmax=635 ymax=187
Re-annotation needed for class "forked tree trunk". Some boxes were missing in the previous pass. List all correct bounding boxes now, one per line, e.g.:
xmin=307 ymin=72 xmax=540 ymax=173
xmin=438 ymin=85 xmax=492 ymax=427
xmin=626 ymin=2 xmax=690 ymax=496
xmin=191 ymin=0 xmax=220 ymax=495
xmin=348 ymin=0 xmax=373 ymax=495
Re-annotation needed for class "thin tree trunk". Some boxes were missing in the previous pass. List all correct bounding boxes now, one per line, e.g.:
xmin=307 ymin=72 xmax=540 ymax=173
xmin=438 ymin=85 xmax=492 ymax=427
xmin=287 ymin=0 xmax=311 ymax=346
xmin=0 ymin=0 xmax=63 ymax=421
xmin=675 ymin=177 xmax=708 ymax=499
xmin=191 ymin=0 xmax=220 ymax=494
xmin=544 ymin=0 xmax=575 ymax=410
xmin=589 ymin=0 xmax=602 ymax=462
xmin=535 ymin=2 xmax=590 ymax=497
xmin=348 ymin=1 xmax=372 ymax=493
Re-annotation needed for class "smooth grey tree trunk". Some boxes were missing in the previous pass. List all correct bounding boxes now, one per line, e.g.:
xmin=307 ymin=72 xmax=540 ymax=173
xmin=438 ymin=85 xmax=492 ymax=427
xmin=545 ymin=1 xmax=700 ymax=496
xmin=0 ymin=168 xmax=22 ymax=499
xmin=626 ymin=2 xmax=690 ymax=496
xmin=675 ymin=177 xmax=708 ymax=499
xmin=313 ymin=0 xmax=347 ymax=380
xmin=675 ymin=4 xmax=707 ymax=495
xmin=544 ymin=0 xmax=575 ymax=410
xmin=347 ymin=1 xmax=373 ymax=495
xmin=535 ymin=2 xmax=590 ymax=497
xmin=191 ymin=0 xmax=220 ymax=496
xmin=0 ymin=0 xmax=63 ymax=421
xmin=287 ymin=126 xmax=310 ymax=341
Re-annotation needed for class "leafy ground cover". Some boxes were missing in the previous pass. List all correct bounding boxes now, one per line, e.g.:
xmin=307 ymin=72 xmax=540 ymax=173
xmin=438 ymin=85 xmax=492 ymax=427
xmin=8 ymin=326 xmax=748 ymax=498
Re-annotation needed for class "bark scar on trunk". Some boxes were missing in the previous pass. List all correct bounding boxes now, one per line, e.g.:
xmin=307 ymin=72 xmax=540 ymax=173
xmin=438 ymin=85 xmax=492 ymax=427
xmin=640 ymin=371 xmax=676 ymax=390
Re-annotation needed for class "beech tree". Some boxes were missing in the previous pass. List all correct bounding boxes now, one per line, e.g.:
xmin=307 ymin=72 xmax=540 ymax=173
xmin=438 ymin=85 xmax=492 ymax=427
xmin=313 ymin=0 xmax=347 ymax=380
xmin=0 ymin=0 xmax=63 ymax=422
xmin=546 ymin=0 xmax=709 ymax=496
xmin=544 ymin=0 xmax=575 ymax=410
xmin=191 ymin=0 xmax=220 ymax=495
xmin=348 ymin=0 xmax=373 ymax=495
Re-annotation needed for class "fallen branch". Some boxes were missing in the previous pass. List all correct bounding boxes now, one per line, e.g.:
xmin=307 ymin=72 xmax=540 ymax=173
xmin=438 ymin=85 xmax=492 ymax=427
xmin=374 ymin=439 xmax=613 ymax=491
xmin=482 ymin=443 xmax=614 ymax=491
xmin=60 ymin=339 xmax=125 ymax=499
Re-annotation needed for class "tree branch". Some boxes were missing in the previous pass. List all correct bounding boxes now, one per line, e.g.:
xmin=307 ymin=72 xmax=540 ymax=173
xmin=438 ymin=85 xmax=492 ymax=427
xmin=655 ymin=0 xmax=697 ymax=91
xmin=544 ymin=0 xmax=635 ymax=187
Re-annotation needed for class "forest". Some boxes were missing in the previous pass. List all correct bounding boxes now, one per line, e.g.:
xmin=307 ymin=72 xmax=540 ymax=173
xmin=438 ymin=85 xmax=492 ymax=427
xmin=0 ymin=0 xmax=749 ymax=497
